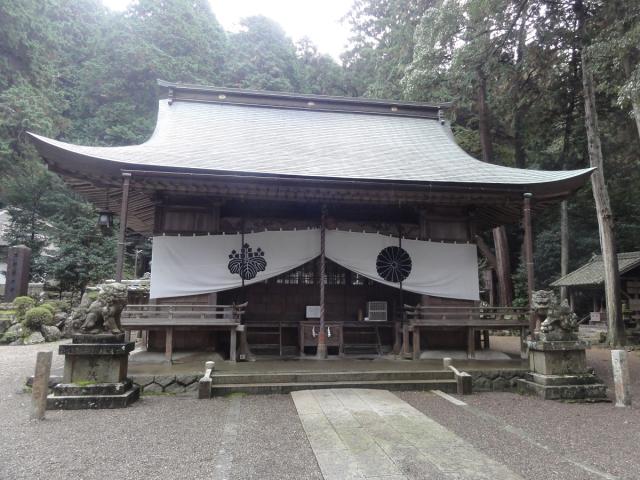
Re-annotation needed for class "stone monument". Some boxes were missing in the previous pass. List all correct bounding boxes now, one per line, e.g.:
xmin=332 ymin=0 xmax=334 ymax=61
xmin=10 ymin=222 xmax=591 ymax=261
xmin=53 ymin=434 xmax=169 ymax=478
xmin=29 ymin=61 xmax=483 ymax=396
xmin=48 ymin=283 xmax=140 ymax=409
xmin=517 ymin=290 xmax=608 ymax=402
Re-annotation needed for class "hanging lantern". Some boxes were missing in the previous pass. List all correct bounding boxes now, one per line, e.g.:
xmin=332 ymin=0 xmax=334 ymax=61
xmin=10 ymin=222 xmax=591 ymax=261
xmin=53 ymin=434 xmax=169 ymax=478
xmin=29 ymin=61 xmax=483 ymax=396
xmin=97 ymin=211 xmax=114 ymax=228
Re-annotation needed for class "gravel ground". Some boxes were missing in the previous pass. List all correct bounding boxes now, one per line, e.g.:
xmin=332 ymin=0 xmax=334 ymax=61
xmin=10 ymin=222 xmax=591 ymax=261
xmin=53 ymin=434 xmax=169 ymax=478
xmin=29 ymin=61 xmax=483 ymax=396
xmin=1 ymin=338 xmax=637 ymax=480
xmin=0 ymin=342 xmax=321 ymax=480
xmin=400 ymin=337 xmax=640 ymax=480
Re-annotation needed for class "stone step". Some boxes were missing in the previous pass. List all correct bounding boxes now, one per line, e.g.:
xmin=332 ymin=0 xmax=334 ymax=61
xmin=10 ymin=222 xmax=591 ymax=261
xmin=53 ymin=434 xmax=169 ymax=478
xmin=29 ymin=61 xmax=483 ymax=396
xmin=211 ymin=378 xmax=458 ymax=395
xmin=212 ymin=369 xmax=453 ymax=385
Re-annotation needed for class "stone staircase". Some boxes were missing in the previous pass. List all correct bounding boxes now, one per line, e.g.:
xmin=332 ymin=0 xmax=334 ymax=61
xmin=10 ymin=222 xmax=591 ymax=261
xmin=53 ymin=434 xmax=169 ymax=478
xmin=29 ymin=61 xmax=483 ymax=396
xmin=209 ymin=369 xmax=458 ymax=395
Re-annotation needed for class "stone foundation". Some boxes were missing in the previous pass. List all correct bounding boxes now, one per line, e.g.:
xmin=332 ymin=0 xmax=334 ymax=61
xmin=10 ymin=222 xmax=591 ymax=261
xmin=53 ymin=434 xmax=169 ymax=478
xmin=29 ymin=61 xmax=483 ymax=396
xmin=47 ymin=333 xmax=140 ymax=409
xmin=131 ymin=375 xmax=201 ymax=394
xmin=517 ymin=339 xmax=608 ymax=402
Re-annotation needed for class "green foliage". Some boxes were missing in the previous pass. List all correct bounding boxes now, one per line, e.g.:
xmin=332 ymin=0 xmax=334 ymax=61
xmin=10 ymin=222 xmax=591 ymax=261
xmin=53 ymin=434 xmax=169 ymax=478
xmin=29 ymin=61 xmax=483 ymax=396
xmin=12 ymin=296 xmax=35 ymax=321
xmin=40 ymin=303 xmax=56 ymax=315
xmin=42 ymin=200 xmax=116 ymax=294
xmin=23 ymin=306 xmax=53 ymax=330
xmin=225 ymin=16 xmax=301 ymax=91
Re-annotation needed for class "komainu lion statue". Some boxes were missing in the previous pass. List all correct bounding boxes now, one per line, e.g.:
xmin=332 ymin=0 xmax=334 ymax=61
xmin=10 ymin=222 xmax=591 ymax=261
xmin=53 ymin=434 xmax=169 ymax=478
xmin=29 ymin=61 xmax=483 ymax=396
xmin=80 ymin=283 xmax=128 ymax=334
xmin=532 ymin=289 xmax=578 ymax=341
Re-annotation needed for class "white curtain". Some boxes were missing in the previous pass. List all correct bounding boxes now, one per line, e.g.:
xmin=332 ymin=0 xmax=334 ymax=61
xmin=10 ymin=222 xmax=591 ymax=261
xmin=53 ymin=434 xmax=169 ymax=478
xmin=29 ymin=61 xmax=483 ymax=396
xmin=150 ymin=228 xmax=479 ymax=301
xmin=150 ymin=229 xmax=320 ymax=299
xmin=326 ymin=230 xmax=479 ymax=301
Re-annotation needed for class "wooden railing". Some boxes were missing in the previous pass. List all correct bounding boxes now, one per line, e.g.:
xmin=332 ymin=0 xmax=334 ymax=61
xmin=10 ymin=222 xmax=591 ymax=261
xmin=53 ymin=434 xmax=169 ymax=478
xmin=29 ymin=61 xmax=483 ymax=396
xmin=121 ymin=303 xmax=248 ymax=363
xmin=121 ymin=303 xmax=247 ymax=328
xmin=403 ymin=305 xmax=529 ymax=360
xmin=404 ymin=305 xmax=529 ymax=328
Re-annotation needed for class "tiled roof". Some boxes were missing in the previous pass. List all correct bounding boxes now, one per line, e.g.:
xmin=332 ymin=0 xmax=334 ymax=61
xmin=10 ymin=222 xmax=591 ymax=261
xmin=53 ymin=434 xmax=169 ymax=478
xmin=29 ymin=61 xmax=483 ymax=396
xmin=29 ymin=94 xmax=592 ymax=187
xmin=551 ymin=252 xmax=640 ymax=287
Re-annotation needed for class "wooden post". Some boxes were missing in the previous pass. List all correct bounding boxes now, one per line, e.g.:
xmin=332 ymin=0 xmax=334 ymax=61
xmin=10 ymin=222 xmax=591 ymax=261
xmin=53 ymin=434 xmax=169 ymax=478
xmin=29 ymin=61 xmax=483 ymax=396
xmin=412 ymin=326 xmax=421 ymax=361
xmin=402 ymin=325 xmax=410 ymax=357
xmin=467 ymin=327 xmax=476 ymax=359
xmin=317 ymin=205 xmax=328 ymax=359
xmin=165 ymin=327 xmax=173 ymax=363
xmin=523 ymin=193 xmax=536 ymax=333
xmin=31 ymin=351 xmax=52 ymax=420
xmin=229 ymin=327 xmax=237 ymax=363
xmin=115 ymin=173 xmax=132 ymax=282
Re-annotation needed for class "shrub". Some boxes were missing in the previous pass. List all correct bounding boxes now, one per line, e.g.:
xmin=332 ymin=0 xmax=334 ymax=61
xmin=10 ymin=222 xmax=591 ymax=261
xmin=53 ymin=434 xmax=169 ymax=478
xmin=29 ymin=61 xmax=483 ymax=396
xmin=23 ymin=307 xmax=54 ymax=330
xmin=40 ymin=303 xmax=57 ymax=315
xmin=13 ymin=297 xmax=36 ymax=321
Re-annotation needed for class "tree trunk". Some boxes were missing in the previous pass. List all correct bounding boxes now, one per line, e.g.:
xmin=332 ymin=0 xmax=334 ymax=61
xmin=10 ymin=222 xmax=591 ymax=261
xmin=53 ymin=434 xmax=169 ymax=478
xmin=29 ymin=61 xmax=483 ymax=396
xmin=578 ymin=0 xmax=625 ymax=346
xmin=493 ymin=226 xmax=513 ymax=306
xmin=513 ymin=2 xmax=529 ymax=169
xmin=560 ymin=201 xmax=569 ymax=302
xmin=475 ymin=64 xmax=513 ymax=305
xmin=476 ymin=66 xmax=493 ymax=163
xmin=559 ymin=44 xmax=579 ymax=303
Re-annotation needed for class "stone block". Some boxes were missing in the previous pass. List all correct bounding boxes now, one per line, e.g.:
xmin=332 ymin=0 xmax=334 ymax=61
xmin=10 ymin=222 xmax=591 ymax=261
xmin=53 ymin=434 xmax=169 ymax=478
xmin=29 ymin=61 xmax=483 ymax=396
xmin=48 ymin=333 xmax=139 ymax=410
xmin=47 ymin=385 xmax=139 ymax=409
xmin=529 ymin=347 xmax=587 ymax=376
xmin=517 ymin=378 xmax=607 ymax=402
xmin=176 ymin=375 xmax=198 ymax=387
xmin=143 ymin=383 xmax=164 ymax=394
xmin=492 ymin=377 xmax=509 ymax=391
xmin=185 ymin=381 xmax=199 ymax=393
xmin=53 ymin=380 xmax=133 ymax=397
xmin=154 ymin=375 xmax=176 ymax=388
xmin=164 ymin=382 xmax=186 ymax=394
xmin=473 ymin=375 xmax=492 ymax=391
xmin=132 ymin=375 xmax=156 ymax=387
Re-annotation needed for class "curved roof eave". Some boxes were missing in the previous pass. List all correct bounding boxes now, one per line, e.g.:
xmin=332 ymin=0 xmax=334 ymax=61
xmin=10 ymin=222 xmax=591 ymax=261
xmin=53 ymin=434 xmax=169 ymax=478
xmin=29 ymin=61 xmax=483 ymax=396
xmin=29 ymin=131 xmax=594 ymax=200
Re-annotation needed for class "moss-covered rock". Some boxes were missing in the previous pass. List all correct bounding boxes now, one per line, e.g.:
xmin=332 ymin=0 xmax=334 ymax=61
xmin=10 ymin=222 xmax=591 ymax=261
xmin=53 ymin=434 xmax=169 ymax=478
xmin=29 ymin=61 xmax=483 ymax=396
xmin=0 ymin=323 xmax=25 ymax=344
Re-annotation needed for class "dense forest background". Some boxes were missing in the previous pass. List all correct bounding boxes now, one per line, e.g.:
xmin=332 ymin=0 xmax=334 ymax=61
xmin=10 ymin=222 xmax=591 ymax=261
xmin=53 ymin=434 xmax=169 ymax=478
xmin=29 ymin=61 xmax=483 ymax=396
xmin=0 ymin=0 xmax=638 ymax=300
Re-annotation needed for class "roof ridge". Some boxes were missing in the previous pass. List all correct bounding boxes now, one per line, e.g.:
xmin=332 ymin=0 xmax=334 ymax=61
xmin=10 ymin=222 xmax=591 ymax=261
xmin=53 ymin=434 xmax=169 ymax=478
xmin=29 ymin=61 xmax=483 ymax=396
xmin=157 ymin=79 xmax=450 ymax=119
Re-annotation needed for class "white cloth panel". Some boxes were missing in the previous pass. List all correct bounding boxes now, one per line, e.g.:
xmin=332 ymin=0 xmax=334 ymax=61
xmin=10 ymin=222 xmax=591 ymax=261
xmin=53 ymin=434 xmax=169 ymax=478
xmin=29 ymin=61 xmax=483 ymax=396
xmin=325 ymin=230 xmax=480 ymax=301
xmin=150 ymin=229 xmax=320 ymax=299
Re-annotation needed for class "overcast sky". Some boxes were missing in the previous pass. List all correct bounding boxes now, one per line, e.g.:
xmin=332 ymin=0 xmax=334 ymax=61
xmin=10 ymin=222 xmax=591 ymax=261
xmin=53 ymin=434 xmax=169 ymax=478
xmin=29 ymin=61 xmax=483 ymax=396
xmin=102 ymin=0 xmax=354 ymax=61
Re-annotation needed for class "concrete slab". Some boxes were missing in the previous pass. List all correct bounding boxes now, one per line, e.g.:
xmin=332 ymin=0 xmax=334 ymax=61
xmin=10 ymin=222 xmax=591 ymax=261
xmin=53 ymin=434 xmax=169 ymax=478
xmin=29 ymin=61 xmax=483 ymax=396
xmin=292 ymin=388 xmax=523 ymax=480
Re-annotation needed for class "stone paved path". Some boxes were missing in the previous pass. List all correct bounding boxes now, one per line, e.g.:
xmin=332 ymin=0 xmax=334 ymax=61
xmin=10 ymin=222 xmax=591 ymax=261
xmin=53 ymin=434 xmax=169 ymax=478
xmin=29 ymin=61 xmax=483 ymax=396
xmin=292 ymin=388 xmax=523 ymax=480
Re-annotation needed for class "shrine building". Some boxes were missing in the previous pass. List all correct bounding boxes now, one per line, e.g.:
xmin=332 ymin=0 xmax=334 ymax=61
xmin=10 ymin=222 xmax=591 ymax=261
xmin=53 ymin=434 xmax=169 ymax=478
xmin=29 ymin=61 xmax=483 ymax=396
xmin=29 ymin=80 xmax=593 ymax=362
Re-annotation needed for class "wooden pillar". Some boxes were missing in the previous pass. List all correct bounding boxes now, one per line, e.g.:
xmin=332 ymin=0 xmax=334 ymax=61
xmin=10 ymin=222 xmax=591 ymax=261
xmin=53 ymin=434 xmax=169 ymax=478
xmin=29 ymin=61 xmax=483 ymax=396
xmin=317 ymin=205 xmax=328 ymax=359
xmin=165 ymin=326 xmax=173 ymax=363
xmin=412 ymin=326 xmax=421 ymax=361
xmin=523 ymin=192 xmax=536 ymax=333
xmin=229 ymin=327 xmax=237 ymax=363
xmin=115 ymin=173 xmax=132 ymax=282
xmin=467 ymin=327 xmax=476 ymax=359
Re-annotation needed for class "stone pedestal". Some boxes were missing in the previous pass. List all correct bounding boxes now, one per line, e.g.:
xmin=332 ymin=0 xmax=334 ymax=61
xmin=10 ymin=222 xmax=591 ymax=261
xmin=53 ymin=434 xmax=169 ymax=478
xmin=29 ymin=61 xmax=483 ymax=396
xmin=517 ymin=339 xmax=607 ymax=402
xmin=47 ymin=333 xmax=140 ymax=409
